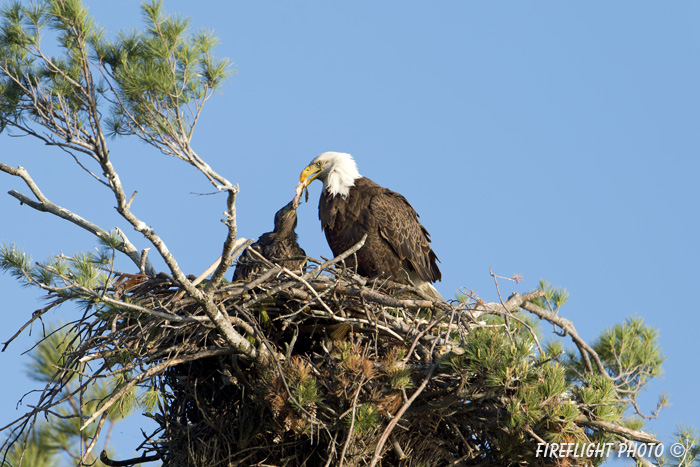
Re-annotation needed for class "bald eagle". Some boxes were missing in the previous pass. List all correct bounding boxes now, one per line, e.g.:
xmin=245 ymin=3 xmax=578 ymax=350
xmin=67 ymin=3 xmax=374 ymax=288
xmin=233 ymin=200 xmax=306 ymax=281
xmin=300 ymin=152 xmax=442 ymax=299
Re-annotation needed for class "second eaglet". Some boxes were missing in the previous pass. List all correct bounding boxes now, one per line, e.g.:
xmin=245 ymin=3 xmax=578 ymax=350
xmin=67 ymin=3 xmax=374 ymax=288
xmin=233 ymin=200 xmax=306 ymax=281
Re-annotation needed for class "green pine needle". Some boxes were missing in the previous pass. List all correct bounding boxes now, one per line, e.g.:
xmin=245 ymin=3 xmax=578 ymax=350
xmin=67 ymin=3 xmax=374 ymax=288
xmin=0 ymin=242 xmax=32 ymax=283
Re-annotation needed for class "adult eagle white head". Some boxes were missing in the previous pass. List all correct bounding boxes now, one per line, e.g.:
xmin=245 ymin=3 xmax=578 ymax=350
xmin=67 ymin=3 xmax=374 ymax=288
xmin=300 ymin=151 xmax=442 ymax=299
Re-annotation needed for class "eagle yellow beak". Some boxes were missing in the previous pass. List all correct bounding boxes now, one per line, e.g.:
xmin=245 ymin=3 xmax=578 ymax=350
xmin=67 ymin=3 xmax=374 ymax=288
xmin=300 ymin=164 xmax=322 ymax=187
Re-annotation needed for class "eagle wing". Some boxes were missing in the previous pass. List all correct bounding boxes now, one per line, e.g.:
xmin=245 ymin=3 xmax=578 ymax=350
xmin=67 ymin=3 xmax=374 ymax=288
xmin=368 ymin=189 xmax=441 ymax=283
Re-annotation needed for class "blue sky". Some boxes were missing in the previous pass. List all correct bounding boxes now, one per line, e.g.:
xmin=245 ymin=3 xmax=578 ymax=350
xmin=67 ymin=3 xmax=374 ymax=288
xmin=1 ymin=0 xmax=699 ymax=463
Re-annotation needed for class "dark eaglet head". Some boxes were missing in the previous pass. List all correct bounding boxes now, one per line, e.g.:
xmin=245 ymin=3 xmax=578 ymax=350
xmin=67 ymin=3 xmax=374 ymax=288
xmin=273 ymin=201 xmax=298 ymax=235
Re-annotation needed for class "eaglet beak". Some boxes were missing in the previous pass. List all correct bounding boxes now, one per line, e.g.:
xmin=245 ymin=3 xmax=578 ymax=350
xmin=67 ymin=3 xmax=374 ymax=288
xmin=299 ymin=164 xmax=322 ymax=187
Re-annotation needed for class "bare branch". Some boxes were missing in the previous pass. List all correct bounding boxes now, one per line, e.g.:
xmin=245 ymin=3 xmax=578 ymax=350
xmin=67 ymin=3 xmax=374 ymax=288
xmin=0 ymin=163 xmax=154 ymax=275
xmin=369 ymin=364 xmax=438 ymax=467
xmin=520 ymin=299 xmax=607 ymax=375
xmin=578 ymin=417 xmax=657 ymax=444
xmin=100 ymin=450 xmax=162 ymax=466
xmin=80 ymin=348 xmax=236 ymax=431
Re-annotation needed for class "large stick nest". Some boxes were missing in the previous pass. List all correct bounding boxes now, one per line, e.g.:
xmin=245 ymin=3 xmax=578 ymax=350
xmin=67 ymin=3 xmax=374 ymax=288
xmin=9 ymin=235 xmax=645 ymax=466
xmin=87 ymin=249 xmax=555 ymax=467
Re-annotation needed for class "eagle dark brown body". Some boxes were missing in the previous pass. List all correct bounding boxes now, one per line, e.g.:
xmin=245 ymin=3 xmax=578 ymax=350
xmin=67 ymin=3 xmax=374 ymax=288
xmin=319 ymin=177 xmax=441 ymax=285
xmin=233 ymin=201 xmax=306 ymax=281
